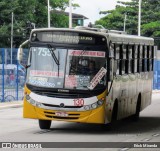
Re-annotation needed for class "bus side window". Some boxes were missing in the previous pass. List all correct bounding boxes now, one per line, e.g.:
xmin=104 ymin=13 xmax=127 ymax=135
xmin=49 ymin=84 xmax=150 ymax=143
xmin=129 ymin=45 xmax=134 ymax=74
xmin=120 ymin=59 xmax=126 ymax=75
xmin=114 ymin=59 xmax=119 ymax=75
xmin=131 ymin=45 xmax=135 ymax=73
xmin=133 ymin=45 xmax=138 ymax=73
xmin=109 ymin=42 xmax=114 ymax=58
xmin=139 ymin=59 xmax=143 ymax=72
xmin=151 ymin=46 xmax=155 ymax=71
xmin=142 ymin=45 xmax=147 ymax=72
xmin=139 ymin=45 xmax=143 ymax=59
xmin=137 ymin=45 xmax=142 ymax=73
xmin=123 ymin=45 xmax=127 ymax=59
xmin=115 ymin=44 xmax=120 ymax=59
xmin=135 ymin=45 xmax=138 ymax=59
xmin=148 ymin=46 xmax=156 ymax=71
xmin=134 ymin=59 xmax=138 ymax=73
xmin=124 ymin=44 xmax=129 ymax=74
xmin=109 ymin=42 xmax=115 ymax=81
xmin=109 ymin=43 xmax=121 ymax=79
xmin=128 ymin=59 xmax=133 ymax=73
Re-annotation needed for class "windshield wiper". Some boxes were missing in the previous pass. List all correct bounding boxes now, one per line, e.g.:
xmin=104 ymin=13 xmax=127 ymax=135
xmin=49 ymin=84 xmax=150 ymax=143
xmin=47 ymin=44 xmax=60 ymax=76
xmin=47 ymin=44 xmax=60 ymax=66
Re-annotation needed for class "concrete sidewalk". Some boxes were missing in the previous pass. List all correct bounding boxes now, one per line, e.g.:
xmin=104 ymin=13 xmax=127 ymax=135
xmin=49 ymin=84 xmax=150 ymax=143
xmin=0 ymin=101 xmax=23 ymax=109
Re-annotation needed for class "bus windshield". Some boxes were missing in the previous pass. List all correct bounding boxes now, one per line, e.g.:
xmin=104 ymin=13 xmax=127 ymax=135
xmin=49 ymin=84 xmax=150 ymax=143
xmin=26 ymin=46 xmax=107 ymax=90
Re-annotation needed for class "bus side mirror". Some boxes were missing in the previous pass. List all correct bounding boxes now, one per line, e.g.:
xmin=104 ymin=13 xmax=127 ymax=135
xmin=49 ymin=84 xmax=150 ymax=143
xmin=17 ymin=48 xmax=27 ymax=68
xmin=17 ymin=47 xmax=23 ymax=62
xmin=17 ymin=40 xmax=29 ymax=68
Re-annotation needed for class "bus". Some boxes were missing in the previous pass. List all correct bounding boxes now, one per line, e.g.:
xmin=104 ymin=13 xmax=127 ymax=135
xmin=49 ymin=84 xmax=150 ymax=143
xmin=17 ymin=27 xmax=155 ymax=129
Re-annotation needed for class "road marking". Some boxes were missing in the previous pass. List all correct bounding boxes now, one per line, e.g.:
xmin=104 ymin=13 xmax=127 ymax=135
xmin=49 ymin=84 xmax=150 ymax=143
xmin=0 ymin=103 xmax=22 ymax=109
xmin=152 ymin=134 xmax=160 ymax=137
xmin=119 ymin=148 xmax=130 ymax=151
xmin=34 ymin=130 xmax=52 ymax=134
xmin=142 ymin=138 xmax=152 ymax=141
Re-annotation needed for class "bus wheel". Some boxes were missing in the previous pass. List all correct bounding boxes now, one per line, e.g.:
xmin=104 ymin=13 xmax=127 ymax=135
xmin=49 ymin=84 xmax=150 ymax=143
xmin=39 ymin=120 xmax=51 ymax=129
xmin=111 ymin=100 xmax=118 ymax=124
xmin=132 ymin=95 xmax=141 ymax=121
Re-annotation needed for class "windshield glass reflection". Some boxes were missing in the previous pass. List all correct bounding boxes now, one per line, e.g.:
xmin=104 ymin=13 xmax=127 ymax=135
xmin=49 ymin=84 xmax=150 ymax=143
xmin=26 ymin=47 xmax=107 ymax=90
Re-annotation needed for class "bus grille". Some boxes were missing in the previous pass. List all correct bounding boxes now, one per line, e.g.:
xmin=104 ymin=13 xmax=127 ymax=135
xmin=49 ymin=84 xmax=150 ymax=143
xmin=44 ymin=111 xmax=80 ymax=120
xmin=42 ymin=103 xmax=82 ymax=108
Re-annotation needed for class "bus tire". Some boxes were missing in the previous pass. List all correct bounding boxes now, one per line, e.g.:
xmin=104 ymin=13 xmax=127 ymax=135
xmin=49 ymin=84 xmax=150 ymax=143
xmin=111 ymin=100 xmax=118 ymax=123
xmin=39 ymin=119 xmax=51 ymax=129
xmin=132 ymin=95 xmax=141 ymax=121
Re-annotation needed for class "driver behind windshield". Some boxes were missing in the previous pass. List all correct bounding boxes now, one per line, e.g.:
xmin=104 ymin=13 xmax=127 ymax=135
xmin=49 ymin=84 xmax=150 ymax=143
xmin=77 ymin=59 xmax=97 ymax=75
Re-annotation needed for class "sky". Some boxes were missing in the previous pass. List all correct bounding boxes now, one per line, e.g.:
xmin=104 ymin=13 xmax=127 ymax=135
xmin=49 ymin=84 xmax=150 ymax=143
xmin=68 ymin=0 xmax=131 ymax=26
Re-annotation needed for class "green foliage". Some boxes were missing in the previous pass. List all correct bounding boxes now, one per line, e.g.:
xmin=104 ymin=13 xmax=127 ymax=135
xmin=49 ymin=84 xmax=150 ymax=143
xmin=0 ymin=0 xmax=79 ymax=47
xmin=96 ymin=0 xmax=160 ymax=37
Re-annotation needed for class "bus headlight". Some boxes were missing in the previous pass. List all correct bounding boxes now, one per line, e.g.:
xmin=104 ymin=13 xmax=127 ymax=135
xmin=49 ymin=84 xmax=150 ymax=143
xmin=26 ymin=94 xmax=30 ymax=100
xmin=84 ymin=105 xmax=90 ymax=110
xmin=97 ymin=100 xmax=103 ymax=105
xmin=91 ymin=103 xmax=97 ymax=109
xmin=25 ymin=95 xmax=43 ymax=108
xmin=36 ymin=102 xmax=42 ymax=107
xmin=83 ymin=99 xmax=104 ymax=111
xmin=30 ymin=99 xmax=35 ymax=105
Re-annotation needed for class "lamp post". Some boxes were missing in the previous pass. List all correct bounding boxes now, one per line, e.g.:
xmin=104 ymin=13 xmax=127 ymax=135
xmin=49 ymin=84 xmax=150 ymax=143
xmin=69 ymin=0 xmax=72 ymax=28
xmin=11 ymin=12 xmax=13 ymax=64
xmin=48 ymin=0 xmax=50 ymax=28
xmin=138 ymin=0 xmax=142 ymax=36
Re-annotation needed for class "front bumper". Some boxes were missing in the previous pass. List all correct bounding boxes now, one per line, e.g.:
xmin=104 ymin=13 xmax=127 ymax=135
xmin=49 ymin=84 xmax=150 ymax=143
xmin=23 ymin=99 xmax=105 ymax=124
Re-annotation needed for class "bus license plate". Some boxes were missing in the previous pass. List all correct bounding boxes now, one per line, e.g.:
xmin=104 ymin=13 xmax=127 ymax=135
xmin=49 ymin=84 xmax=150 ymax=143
xmin=55 ymin=112 xmax=68 ymax=117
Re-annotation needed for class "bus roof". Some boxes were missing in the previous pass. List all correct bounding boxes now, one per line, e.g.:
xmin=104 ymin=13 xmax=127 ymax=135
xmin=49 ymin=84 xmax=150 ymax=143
xmin=30 ymin=27 xmax=154 ymax=46
xmin=107 ymin=33 xmax=154 ymax=45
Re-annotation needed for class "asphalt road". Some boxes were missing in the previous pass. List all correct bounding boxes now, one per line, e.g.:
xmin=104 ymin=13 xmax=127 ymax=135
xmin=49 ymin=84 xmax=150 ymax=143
xmin=0 ymin=93 xmax=160 ymax=151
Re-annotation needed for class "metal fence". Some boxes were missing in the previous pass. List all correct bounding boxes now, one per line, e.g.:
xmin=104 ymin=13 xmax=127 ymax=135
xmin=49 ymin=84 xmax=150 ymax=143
xmin=153 ymin=59 xmax=160 ymax=90
xmin=0 ymin=48 xmax=25 ymax=102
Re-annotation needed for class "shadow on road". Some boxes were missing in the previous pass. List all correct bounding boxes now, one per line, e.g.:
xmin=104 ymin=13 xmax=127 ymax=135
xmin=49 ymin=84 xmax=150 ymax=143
xmin=47 ymin=116 xmax=160 ymax=135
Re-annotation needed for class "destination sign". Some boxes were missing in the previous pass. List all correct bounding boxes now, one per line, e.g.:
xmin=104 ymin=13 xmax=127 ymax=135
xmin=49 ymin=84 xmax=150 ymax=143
xmin=31 ymin=31 xmax=106 ymax=45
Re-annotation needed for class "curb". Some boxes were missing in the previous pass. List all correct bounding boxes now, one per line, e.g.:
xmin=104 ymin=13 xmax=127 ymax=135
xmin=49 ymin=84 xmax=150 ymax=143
xmin=0 ymin=101 xmax=23 ymax=109
xmin=152 ymin=90 xmax=160 ymax=94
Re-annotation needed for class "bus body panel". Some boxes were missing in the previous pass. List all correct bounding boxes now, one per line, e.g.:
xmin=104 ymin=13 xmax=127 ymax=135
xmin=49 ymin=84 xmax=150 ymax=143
xmin=23 ymin=86 xmax=107 ymax=124
xmin=110 ymin=71 xmax=153 ymax=120
xmin=18 ymin=27 xmax=155 ymax=127
xmin=23 ymin=96 xmax=106 ymax=124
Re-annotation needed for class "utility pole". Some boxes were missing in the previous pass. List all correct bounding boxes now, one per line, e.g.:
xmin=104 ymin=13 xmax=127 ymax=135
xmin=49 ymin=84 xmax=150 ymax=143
xmin=11 ymin=12 xmax=13 ymax=64
xmin=69 ymin=0 xmax=72 ymax=28
xmin=48 ymin=0 xmax=50 ymax=28
xmin=138 ymin=0 xmax=142 ymax=36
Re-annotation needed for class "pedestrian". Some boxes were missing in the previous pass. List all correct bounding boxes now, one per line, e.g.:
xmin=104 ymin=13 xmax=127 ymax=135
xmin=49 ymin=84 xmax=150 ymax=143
xmin=10 ymin=71 xmax=15 ymax=86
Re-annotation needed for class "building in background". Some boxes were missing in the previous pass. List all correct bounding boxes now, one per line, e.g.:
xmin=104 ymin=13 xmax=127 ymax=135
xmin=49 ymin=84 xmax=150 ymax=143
xmin=51 ymin=10 xmax=88 ymax=26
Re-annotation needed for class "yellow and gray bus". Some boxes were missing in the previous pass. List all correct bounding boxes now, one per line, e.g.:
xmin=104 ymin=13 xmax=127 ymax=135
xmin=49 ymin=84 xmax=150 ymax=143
xmin=17 ymin=27 xmax=155 ymax=129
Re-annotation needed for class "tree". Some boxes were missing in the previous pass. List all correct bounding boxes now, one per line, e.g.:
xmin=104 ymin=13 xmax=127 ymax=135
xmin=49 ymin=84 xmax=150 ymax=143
xmin=0 ymin=0 xmax=79 ymax=47
xmin=95 ymin=0 xmax=160 ymax=37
